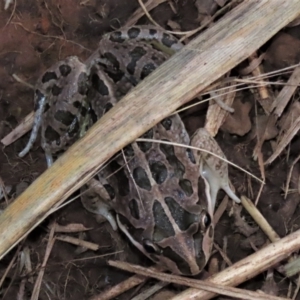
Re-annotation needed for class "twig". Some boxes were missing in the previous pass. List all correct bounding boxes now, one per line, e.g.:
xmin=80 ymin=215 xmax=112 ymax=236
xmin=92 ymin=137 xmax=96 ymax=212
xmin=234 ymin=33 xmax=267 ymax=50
xmin=31 ymin=224 xmax=56 ymax=300
xmin=170 ymin=229 xmax=300 ymax=299
xmin=108 ymin=260 xmax=288 ymax=300
xmin=241 ymin=196 xmax=280 ymax=243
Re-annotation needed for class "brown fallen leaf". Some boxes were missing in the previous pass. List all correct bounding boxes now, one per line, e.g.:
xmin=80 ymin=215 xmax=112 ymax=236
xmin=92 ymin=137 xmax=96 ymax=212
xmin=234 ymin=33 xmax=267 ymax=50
xmin=221 ymin=97 xmax=252 ymax=136
xmin=264 ymin=32 xmax=300 ymax=72
xmin=249 ymin=114 xmax=278 ymax=142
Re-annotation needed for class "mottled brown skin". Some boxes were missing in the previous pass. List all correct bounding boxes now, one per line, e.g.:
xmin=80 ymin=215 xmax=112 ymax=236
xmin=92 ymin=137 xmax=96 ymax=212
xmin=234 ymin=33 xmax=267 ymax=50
xmin=22 ymin=26 xmax=239 ymax=275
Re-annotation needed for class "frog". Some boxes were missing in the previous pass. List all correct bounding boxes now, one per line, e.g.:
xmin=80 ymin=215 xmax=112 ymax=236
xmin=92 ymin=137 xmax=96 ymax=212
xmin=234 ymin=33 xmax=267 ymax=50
xmin=18 ymin=26 xmax=240 ymax=275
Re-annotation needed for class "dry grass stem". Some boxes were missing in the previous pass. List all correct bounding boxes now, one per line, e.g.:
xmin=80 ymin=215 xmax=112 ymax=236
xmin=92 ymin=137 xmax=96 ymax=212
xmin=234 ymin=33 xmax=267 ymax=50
xmin=213 ymin=196 xmax=228 ymax=225
xmin=1 ymin=111 xmax=34 ymax=146
xmin=131 ymin=281 xmax=169 ymax=300
xmin=108 ymin=260 xmax=288 ymax=300
xmin=271 ymin=65 xmax=300 ymax=117
xmin=12 ymin=73 xmax=34 ymax=89
xmin=247 ymin=52 xmax=273 ymax=114
xmin=31 ymin=225 xmax=55 ymax=300
xmin=285 ymin=153 xmax=300 ymax=199
xmin=213 ymin=242 xmax=233 ymax=267
xmin=241 ymin=196 xmax=280 ymax=242
xmin=0 ymin=244 xmax=20 ymax=289
xmin=90 ymin=273 xmax=150 ymax=300
xmin=90 ymin=264 xmax=166 ymax=300
xmin=53 ymin=223 xmax=91 ymax=233
xmin=124 ymin=0 xmax=167 ymax=27
xmin=265 ymin=115 xmax=300 ymax=164
xmin=137 ymin=138 xmax=263 ymax=184
xmin=205 ymin=82 xmax=236 ymax=135
xmin=55 ymin=235 xmax=100 ymax=251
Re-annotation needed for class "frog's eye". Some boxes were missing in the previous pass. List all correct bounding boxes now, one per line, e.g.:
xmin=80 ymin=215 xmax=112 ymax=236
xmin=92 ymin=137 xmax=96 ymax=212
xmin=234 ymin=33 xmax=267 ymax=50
xmin=200 ymin=211 xmax=212 ymax=231
xmin=143 ymin=239 xmax=162 ymax=254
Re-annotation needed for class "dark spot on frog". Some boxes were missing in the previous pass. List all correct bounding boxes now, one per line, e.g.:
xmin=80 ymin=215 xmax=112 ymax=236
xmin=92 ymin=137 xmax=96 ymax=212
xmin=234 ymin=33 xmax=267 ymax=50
xmin=77 ymin=72 xmax=89 ymax=95
xmin=204 ymin=153 xmax=212 ymax=160
xmin=59 ymin=64 xmax=72 ymax=77
xmin=51 ymin=84 xmax=62 ymax=96
xmin=109 ymin=31 xmax=125 ymax=43
xmin=179 ymin=179 xmax=193 ymax=197
xmin=103 ymin=52 xmax=120 ymax=70
xmin=126 ymin=47 xmax=148 ymax=75
xmin=161 ymin=118 xmax=172 ymax=130
xmin=165 ymin=197 xmax=198 ymax=230
xmin=73 ymin=101 xmax=82 ymax=109
xmin=149 ymin=161 xmax=168 ymax=184
xmin=110 ymin=161 xmax=130 ymax=196
xmin=80 ymin=106 xmax=88 ymax=117
xmin=137 ymin=128 xmax=153 ymax=152
xmin=160 ymin=142 xmax=185 ymax=177
xmin=126 ymin=62 xmax=135 ymax=75
xmin=43 ymin=103 xmax=50 ymax=113
xmin=149 ymin=29 xmax=157 ymax=36
xmin=172 ymin=158 xmax=185 ymax=177
xmin=44 ymin=126 xmax=60 ymax=143
xmin=103 ymin=67 xmax=124 ymax=83
xmin=129 ymin=199 xmax=140 ymax=219
xmin=133 ymin=167 xmax=151 ymax=191
xmin=153 ymin=200 xmax=175 ymax=241
xmin=160 ymin=141 xmax=174 ymax=156
xmin=151 ymin=55 xmax=160 ymax=63
xmin=162 ymin=33 xmax=177 ymax=48
xmin=54 ymin=110 xmax=75 ymax=126
xmin=124 ymin=144 xmax=134 ymax=157
xmin=141 ymin=63 xmax=156 ymax=79
xmin=186 ymin=149 xmax=196 ymax=164
xmin=92 ymin=74 xmax=109 ymax=95
xmin=128 ymin=27 xmax=141 ymax=39
xmin=104 ymin=184 xmax=115 ymax=200
xmin=42 ymin=71 xmax=58 ymax=83
xmin=104 ymin=102 xmax=113 ymax=113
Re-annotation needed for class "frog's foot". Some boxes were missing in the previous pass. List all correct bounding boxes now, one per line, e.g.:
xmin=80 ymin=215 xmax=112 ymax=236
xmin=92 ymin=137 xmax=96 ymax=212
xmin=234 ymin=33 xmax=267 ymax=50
xmin=18 ymin=93 xmax=46 ymax=158
xmin=81 ymin=179 xmax=117 ymax=230
xmin=191 ymin=128 xmax=240 ymax=211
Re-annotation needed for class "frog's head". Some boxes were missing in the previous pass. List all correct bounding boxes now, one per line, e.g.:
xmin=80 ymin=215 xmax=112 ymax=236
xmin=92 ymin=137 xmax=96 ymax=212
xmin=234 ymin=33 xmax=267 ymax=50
xmin=116 ymin=184 xmax=214 ymax=275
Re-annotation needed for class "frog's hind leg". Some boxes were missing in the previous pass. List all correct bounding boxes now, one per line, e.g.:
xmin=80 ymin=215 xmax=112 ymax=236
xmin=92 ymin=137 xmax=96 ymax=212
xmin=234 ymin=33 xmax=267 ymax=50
xmin=18 ymin=90 xmax=46 ymax=158
xmin=81 ymin=178 xmax=117 ymax=230
xmin=191 ymin=128 xmax=240 ymax=212
xmin=104 ymin=26 xmax=183 ymax=53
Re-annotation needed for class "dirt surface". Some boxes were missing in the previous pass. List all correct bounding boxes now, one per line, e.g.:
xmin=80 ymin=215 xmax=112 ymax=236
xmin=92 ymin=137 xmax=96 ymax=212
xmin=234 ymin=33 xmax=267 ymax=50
xmin=0 ymin=1 xmax=300 ymax=299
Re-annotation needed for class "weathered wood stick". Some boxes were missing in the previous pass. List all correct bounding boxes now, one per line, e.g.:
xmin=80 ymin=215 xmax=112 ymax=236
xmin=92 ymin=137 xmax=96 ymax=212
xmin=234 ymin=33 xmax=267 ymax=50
xmin=0 ymin=0 xmax=299 ymax=260
xmin=171 ymin=229 xmax=300 ymax=300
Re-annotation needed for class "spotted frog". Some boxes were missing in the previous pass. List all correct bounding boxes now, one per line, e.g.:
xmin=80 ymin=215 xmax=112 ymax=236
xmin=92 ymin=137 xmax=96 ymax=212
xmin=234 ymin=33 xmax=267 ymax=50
xmin=18 ymin=26 xmax=240 ymax=275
